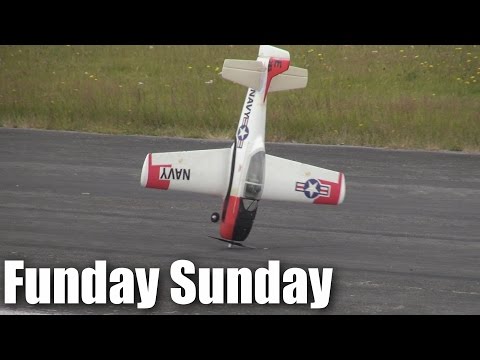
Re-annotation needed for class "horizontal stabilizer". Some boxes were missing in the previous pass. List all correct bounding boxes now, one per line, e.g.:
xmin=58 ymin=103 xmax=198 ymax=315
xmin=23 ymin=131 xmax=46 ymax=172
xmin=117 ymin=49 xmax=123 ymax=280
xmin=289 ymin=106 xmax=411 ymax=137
xmin=262 ymin=155 xmax=345 ymax=205
xmin=141 ymin=148 xmax=232 ymax=196
xmin=269 ymin=66 xmax=308 ymax=92
xmin=221 ymin=59 xmax=266 ymax=90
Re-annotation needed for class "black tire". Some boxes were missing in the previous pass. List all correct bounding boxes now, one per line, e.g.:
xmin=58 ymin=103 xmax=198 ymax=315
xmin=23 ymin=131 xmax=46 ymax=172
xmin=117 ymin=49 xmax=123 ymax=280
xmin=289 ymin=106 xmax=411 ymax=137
xmin=210 ymin=212 xmax=220 ymax=223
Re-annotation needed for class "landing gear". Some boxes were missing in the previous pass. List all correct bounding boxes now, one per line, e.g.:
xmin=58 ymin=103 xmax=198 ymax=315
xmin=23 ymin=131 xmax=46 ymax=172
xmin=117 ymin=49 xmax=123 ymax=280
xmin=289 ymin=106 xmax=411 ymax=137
xmin=208 ymin=236 xmax=256 ymax=249
xmin=210 ymin=212 xmax=220 ymax=223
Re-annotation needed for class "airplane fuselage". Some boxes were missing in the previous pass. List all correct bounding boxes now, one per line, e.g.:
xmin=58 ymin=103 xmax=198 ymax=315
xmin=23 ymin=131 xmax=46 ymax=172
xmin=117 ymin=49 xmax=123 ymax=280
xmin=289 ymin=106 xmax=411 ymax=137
xmin=219 ymin=57 xmax=277 ymax=241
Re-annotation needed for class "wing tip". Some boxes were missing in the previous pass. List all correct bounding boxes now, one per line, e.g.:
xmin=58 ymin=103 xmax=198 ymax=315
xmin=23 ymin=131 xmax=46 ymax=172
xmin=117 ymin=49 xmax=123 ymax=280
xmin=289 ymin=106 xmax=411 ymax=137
xmin=338 ymin=173 xmax=346 ymax=205
xmin=140 ymin=153 xmax=150 ymax=187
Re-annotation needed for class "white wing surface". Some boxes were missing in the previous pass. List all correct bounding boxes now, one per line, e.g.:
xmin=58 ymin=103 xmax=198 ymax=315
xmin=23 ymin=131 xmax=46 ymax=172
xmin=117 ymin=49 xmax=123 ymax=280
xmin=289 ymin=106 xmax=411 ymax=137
xmin=262 ymin=155 xmax=345 ymax=205
xmin=140 ymin=148 xmax=232 ymax=196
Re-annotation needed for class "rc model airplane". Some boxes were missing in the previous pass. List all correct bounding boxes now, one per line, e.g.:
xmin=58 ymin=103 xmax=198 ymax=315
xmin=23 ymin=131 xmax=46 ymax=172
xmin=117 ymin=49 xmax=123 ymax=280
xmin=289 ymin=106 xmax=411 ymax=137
xmin=141 ymin=45 xmax=346 ymax=247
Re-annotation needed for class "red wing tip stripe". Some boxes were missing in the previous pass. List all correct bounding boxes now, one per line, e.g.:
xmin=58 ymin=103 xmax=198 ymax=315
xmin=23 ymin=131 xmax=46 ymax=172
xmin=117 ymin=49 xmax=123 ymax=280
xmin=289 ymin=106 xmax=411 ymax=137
xmin=144 ymin=155 xmax=171 ymax=190
xmin=312 ymin=176 xmax=343 ymax=205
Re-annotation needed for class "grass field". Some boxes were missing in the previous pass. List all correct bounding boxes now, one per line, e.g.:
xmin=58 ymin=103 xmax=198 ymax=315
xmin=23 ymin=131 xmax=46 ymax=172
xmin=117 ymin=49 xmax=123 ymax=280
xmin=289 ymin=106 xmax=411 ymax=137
xmin=1 ymin=45 xmax=479 ymax=151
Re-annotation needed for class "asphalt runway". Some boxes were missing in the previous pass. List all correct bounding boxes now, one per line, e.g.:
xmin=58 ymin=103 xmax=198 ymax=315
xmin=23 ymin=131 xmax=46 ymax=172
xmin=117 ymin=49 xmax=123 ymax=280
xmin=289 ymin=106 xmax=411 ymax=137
xmin=0 ymin=128 xmax=479 ymax=314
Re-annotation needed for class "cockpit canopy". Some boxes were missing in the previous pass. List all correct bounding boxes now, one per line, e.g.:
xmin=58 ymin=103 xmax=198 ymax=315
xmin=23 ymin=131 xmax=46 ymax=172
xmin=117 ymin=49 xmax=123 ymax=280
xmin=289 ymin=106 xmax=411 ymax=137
xmin=244 ymin=151 xmax=265 ymax=200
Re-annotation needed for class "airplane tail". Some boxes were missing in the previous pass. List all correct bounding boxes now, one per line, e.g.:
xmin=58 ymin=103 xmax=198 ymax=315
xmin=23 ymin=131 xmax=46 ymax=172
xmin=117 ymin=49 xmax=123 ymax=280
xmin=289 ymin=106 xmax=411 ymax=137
xmin=221 ymin=45 xmax=308 ymax=97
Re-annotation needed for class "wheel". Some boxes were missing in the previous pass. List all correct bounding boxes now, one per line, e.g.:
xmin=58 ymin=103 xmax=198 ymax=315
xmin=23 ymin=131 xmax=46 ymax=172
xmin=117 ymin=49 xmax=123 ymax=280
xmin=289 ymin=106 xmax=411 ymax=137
xmin=210 ymin=212 xmax=220 ymax=223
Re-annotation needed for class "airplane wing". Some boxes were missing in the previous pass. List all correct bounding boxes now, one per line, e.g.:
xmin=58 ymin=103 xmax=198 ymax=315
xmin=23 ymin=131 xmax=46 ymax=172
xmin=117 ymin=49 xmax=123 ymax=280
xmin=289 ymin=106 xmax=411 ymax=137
xmin=262 ymin=155 xmax=345 ymax=205
xmin=140 ymin=147 xmax=232 ymax=196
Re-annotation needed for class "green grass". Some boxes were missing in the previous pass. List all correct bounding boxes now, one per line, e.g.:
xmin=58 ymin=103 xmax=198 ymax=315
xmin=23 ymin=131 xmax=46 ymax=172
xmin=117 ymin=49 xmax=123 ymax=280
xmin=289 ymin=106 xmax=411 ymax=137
xmin=1 ymin=45 xmax=479 ymax=151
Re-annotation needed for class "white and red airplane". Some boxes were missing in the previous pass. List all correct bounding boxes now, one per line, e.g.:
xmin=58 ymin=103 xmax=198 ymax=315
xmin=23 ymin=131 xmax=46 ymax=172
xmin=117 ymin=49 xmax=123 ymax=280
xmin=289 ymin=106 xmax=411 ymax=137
xmin=141 ymin=45 xmax=346 ymax=247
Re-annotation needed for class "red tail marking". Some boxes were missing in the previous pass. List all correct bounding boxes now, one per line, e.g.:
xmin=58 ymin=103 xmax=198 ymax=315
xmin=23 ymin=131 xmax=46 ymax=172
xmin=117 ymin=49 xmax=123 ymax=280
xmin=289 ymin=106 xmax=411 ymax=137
xmin=264 ymin=58 xmax=290 ymax=101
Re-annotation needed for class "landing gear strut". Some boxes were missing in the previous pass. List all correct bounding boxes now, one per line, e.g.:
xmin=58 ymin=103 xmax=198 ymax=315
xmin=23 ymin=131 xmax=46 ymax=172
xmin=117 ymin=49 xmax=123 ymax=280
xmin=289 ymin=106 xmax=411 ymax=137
xmin=208 ymin=236 xmax=256 ymax=249
xmin=210 ymin=212 xmax=220 ymax=223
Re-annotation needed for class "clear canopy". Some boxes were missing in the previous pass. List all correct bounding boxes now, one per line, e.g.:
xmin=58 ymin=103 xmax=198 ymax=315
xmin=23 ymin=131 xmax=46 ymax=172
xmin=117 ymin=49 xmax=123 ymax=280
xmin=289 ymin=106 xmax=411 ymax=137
xmin=244 ymin=151 xmax=265 ymax=200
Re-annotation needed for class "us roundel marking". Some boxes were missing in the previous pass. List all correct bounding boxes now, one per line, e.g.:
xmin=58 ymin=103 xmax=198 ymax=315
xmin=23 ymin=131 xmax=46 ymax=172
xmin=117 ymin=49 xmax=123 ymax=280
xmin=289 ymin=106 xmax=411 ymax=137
xmin=295 ymin=178 xmax=332 ymax=199
xmin=237 ymin=125 xmax=249 ymax=141
xmin=303 ymin=179 xmax=322 ymax=199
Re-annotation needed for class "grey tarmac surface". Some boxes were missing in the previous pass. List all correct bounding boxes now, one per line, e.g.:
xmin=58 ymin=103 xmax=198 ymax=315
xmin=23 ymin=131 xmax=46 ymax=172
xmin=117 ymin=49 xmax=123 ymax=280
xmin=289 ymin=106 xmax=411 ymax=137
xmin=0 ymin=128 xmax=479 ymax=314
